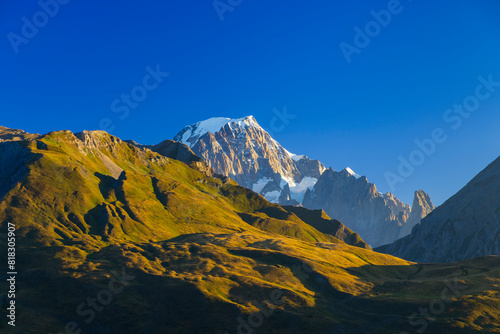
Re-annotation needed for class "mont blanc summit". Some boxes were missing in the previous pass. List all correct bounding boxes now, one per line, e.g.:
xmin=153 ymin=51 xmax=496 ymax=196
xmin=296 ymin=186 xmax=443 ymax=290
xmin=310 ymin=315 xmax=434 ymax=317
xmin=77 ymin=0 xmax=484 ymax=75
xmin=174 ymin=116 xmax=325 ymax=205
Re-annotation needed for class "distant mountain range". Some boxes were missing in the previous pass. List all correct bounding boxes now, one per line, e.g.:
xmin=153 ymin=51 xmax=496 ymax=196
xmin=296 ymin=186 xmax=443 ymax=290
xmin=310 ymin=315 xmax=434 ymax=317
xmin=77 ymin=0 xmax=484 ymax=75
xmin=174 ymin=116 xmax=434 ymax=247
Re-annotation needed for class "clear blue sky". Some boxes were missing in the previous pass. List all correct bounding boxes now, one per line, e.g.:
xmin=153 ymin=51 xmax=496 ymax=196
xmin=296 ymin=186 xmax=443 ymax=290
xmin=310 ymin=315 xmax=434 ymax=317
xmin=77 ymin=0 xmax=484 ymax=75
xmin=1 ymin=0 xmax=500 ymax=205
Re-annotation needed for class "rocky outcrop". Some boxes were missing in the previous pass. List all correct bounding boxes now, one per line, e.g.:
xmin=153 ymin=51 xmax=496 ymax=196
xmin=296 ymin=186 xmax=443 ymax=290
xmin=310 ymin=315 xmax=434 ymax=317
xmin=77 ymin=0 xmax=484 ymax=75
xmin=0 ymin=126 xmax=39 ymax=142
xmin=376 ymin=156 xmax=500 ymax=262
xmin=152 ymin=140 xmax=204 ymax=165
xmin=398 ymin=190 xmax=435 ymax=238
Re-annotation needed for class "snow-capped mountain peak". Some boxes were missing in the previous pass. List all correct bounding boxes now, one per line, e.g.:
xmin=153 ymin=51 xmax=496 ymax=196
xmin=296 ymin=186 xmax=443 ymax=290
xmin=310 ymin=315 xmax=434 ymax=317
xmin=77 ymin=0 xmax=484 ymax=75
xmin=173 ymin=115 xmax=326 ymax=205
xmin=174 ymin=116 xmax=259 ymax=148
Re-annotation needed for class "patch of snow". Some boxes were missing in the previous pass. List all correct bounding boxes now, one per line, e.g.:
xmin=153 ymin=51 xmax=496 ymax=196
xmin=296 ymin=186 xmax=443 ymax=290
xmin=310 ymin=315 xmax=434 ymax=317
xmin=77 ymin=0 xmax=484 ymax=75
xmin=289 ymin=177 xmax=318 ymax=202
xmin=268 ymin=175 xmax=319 ymax=203
xmin=252 ymin=177 xmax=273 ymax=194
xmin=284 ymin=149 xmax=304 ymax=162
xmin=344 ymin=167 xmax=361 ymax=179
xmin=180 ymin=128 xmax=193 ymax=145
xmin=281 ymin=176 xmax=295 ymax=189
xmin=263 ymin=190 xmax=281 ymax=203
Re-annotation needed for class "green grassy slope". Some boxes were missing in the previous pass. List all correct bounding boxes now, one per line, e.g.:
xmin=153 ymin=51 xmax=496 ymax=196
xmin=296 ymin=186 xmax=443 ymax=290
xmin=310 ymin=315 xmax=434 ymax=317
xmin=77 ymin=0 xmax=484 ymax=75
xmin=0 ymin=129 xmax=499 ymax=333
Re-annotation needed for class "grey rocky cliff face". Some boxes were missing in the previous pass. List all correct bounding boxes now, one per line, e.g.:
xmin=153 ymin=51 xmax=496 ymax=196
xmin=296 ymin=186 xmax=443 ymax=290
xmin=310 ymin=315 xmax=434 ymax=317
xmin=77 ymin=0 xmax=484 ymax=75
xmin=295 ymin=157 xmax=326 ymax=179
xmin=302 ymin=168 xmax=421 ymax=247
xmin=376 ymin=156 xmax=500 ymax=262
